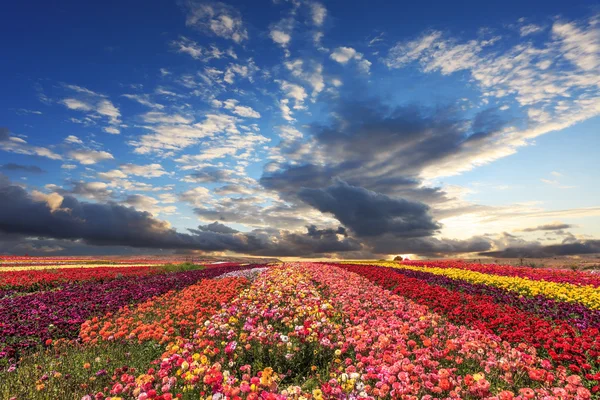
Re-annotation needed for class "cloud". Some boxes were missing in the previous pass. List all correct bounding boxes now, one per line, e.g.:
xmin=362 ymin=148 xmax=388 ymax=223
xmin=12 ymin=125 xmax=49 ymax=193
xmin=197 ymin=221 xmax=239 ymax=234
xmin=223 ymin=60 xmax=259 ymax=84
xmin=383 ymin=15 xmax=600 ymax=178
xmin=120 ymin=163 xmax=168 ymax=178
xmin=480 ymin=240 xmax=600 ymax=258
xmin=365 ymin=234 xmax=493 ymax=257
xmin=171 ymin=37 xmax=235 ymax=63
xmin=277 ymin=80 xmax=307 ymax=109
xmin=184 ymin=168 xmax=233 ymax=183
xmin=69 ymin=149 xmax=114 ymax=165
xmin=62 ymin=98 xmax=93 ymax=111
xmin=330 ymin=47 xmax=371 ymax=73
xmin=214 ymin=184 xmax=255 ymax=195
xmin=540 ymin=174 xmax=576 ymax=189
xmin=131 ymin=113 xmax=240 ymax=155
xmin=277 ymin=125 xmax=303 ymax=141
xmin=65 ymin=135 xmax=84 ymax=145
xmin=171 ymin=36 xmax=204 ymax=59
xmin=122 ymin=94 xmax=164 ymax=109
xmin=0 ymin=127 xmax=62 ymax=160
xmin=223 ymin=99 xmax=261 ymax=118
xmin=552 ymin=17 xmax=599 ymax=71
xmin=0 ymin=176 xmax=247 ymax=251
xmin=0 ymin=163 xmax=45 ymax=173
xmin=269 ymin=18 xmax=294 ymax=53
xmin=14 ymin=108 xmax=43 ymax=116
xmin=298 ymin=180 xmax=440 ymax=237
xmin=123 ymin=194 xmax=176 ymax=216
xmin=61 ymin=85 xmax=122 ymax=133
xmin=270 ymin=29 xmax=291 ymax=46
xmin=309 ymin=2 xmax=326 ymax=26
xmin=262 ymin=98 xmax=510 ymax=202
xmin=520 ymin=222 xmax=574 ymax=232
xmin=97 ymin=169 xmax=128 ymax=180
xmin=520 ymin=23 xmax=543 ymax=36
xmin=183 ymin=1 xmax=248 ymax=43
xmin=65 ymin=181 xmax=113 ymax=201
xmin=141 ymin=111 xmax=193 ymax=124
xmin=284 ymin=59 xmax=325 ymax=98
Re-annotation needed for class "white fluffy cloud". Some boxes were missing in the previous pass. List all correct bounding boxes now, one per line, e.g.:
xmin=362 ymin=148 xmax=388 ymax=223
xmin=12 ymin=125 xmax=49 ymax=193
xmin=269 ymin=18 xmax=294 ymax=56
xmin=285 ymin=59 xmax=325 ymax=98
xmin=386 ymin=15 xmax=600 ymax=179
xmin=330 ymin=47 xmax=371 ymax=73
xmin=277 ymin=80 xmax=308 ymax=109
xmin=69 ymin=149 xmax=114 ymax=165
xmin=223 ymin=99 xmax=261 ymax=118
xmin=61 ymin=85 xmax=122 ymax=134
xmin=183 ymin=1 xmax=248 ymax=43
xmin=310 ymin=2 xmax=327 ymax=26
xmin=0 ymin=128 xmax=62 ymax=160
xmin=131 ymin=113 xmax=241 ymax=155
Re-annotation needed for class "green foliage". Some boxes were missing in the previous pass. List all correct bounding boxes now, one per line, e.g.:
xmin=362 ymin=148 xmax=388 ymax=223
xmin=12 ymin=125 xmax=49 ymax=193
xmin=157 ymin=262 xmax=206 ymax=273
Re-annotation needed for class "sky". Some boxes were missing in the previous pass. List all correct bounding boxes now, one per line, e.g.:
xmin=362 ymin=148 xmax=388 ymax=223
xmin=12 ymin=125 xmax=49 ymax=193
xmin=0 ymin=0 xmax=599 ymax=259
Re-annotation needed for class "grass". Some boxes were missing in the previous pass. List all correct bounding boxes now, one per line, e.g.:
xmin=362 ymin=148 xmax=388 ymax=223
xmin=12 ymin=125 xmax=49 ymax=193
xmin=0 ymin=341 xmax=164 ymax=400
xmin=157 ymin=262 xmax=206 ymax=273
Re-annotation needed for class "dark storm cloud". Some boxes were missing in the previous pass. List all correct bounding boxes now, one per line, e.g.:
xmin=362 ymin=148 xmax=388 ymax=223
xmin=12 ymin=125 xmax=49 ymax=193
xmin=0 ymin=175 xmax=365 ymax=257
xmin=466 ymin=108 xmax=509 ymax=143
xmin=306 ymin=225 xmax=347 ymax=238
xmin=520 ymin=222 xmax=574 ymax=232
xmin=245 ymin=226 xmax=363 ymax=257
xmin=298 ymin=180 xmax=440 ymax=237
xmin=480 ymin=240 xmax=600 ymax=258
xmin=0 ymin=163 xmax=45 ymax=173
xmin=256 ymin=97 xmax=519 ymax=257
xmin=367 ymin=234 xmax=493 ymax=257
xmin=196 ymin=221 xmax=239 ymax=234
xmin=0 ymin=176 xmax=249 ymax=251
xmin=261 ymin=98 xmax=511 ymax=210
xmin=312 ymin=102 xmax=466 ymax=177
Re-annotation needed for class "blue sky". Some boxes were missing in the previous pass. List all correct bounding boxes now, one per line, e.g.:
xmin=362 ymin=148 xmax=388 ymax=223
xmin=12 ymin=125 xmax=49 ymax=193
xmin=0 ymin=0 xmax=598 ymax=258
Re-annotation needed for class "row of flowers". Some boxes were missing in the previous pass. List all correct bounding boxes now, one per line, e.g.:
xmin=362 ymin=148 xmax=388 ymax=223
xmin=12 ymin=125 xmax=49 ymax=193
xmin=340 ymin=264 xmax=600 ymax=392
xmin=93 ymin=263 xmax=591 ymax=400
xmin=401 ymin=260 xmax=600 ymax=287
xmin=0 ymin=264 xmax=250 ymax=363
xmin=363 ymin=261 xmax=600 ymax=310
xmin=0 ymin=263 xmax=160 ymax=272
xmin=79 ymin=276 xmax=251 ymax=345
xmin=0 ymin=266 xmax=158 ymax=292
xmin=358 ymin=264 xmax=600 ymax=330
xmin=94 ymin=263 xmax=344 ymax=399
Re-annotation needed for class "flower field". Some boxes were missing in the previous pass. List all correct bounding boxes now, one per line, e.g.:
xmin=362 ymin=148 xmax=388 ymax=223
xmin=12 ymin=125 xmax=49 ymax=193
xmin=1 ymin=260 xmax=599 ymax=399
